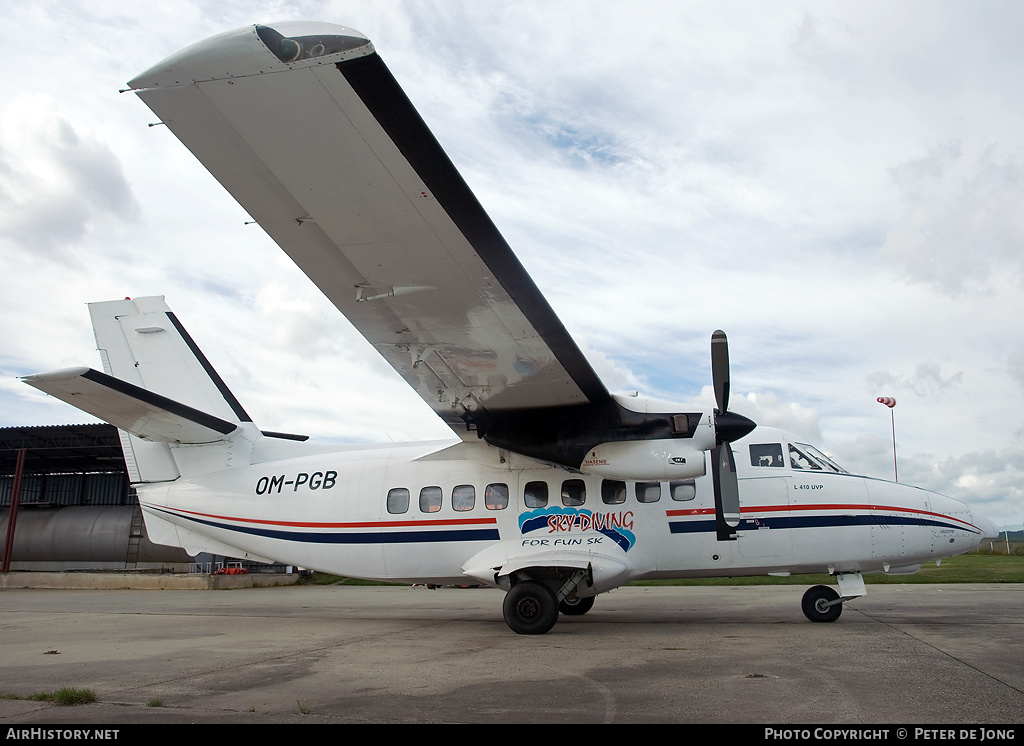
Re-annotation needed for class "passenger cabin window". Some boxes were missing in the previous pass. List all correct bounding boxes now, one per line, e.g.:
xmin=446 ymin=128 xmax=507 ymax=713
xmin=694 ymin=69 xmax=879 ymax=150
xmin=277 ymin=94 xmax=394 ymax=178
xmin=561 ymin=479 xmax=586 ymax=506
xmin=419 ymin=486 xmax=442 ymax=513
xmin=452 ymin=484 xmax=475 ymax=511
xmin=750 ymin=443 xmax=785 ymax=468
xmin=387 ymin=487 xmax=410 ymax=514
xmin=525 ymin=481 xmax=548 ymax=508
xmin=669 ymin=480 xmax=696 ymax=501
xmin=602 ymin=479 xmax=626 ymax=504
xmin=485 ymin=483 xmax=509 ymax=510
xmin=636 ymin=482 xmax=661 ymax=503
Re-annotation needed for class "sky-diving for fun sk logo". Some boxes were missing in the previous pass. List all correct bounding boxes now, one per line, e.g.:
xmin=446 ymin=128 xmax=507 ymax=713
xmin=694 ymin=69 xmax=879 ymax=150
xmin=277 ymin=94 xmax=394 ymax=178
xmin=518 ymin=506 xmax=636 ymax=552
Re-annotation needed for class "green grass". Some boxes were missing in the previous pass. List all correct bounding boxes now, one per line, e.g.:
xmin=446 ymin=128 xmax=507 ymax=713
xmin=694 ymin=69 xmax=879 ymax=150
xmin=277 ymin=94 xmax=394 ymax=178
xmin=52 ymin=688 xmax=97 ymax=706
xmin=630 ymin=553 xmax=1024 ymax=586
xmin=1 ymin=688 xmax=97 ymax=706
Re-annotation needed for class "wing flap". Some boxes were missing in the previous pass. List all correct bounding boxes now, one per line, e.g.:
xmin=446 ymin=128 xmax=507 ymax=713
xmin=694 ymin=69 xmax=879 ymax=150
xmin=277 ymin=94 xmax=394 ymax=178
xmin=23 ymin=368 xmax=237 ymax=444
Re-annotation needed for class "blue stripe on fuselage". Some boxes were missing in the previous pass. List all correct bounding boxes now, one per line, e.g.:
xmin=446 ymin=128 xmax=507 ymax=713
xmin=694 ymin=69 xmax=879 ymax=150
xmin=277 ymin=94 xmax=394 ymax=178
xmin=150 ymin=507 xmax=501 ymax=544
xmin=669 ymin=514 xmax=977 ymax=535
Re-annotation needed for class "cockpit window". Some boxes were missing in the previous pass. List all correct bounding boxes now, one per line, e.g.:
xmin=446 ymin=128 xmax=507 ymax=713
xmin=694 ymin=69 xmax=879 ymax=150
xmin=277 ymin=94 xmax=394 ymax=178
xmin=750 ymin=443 xmax=785 ymax=468
xmin=796 ymin=443 xmax=848 ymax=474
xmin=788 ymin=443 xmax=822 ymax=470
xmin=788 ymin=443 xmax=848 ymax=473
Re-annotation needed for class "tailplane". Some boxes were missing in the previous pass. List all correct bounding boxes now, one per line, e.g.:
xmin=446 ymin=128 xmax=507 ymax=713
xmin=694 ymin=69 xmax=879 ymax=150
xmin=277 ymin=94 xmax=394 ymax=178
xmin=24 ymin=296 xmax=258 ymax=482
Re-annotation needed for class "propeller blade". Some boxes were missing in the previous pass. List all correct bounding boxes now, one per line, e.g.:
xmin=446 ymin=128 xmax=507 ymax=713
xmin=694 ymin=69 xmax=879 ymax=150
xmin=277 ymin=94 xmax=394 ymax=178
xmin=711 ymin=445 xmax=741 ymax=541
xmin=711 ymin=329 xmax=755 ymax=443
xmin=711 ymin=329 xmax=730 ymax=414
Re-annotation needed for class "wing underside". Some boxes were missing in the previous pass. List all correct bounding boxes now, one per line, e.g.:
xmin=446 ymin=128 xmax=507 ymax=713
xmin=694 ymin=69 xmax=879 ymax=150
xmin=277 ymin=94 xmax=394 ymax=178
xmin=129 ymin=23 xmax=609 ymax=438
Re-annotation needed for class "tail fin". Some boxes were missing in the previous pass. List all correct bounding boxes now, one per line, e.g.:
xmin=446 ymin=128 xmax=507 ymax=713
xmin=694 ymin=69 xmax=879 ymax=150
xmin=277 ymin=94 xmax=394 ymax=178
xmin=89 ymin=296 xmax=252 ymax=425
xmin=24 ymin=296 xmax=258 ymax=483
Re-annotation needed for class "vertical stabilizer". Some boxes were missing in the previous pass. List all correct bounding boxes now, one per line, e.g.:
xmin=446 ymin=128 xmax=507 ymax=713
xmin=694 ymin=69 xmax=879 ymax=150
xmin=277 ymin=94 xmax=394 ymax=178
xmin=88 ymin=296 xmax=254 ymax=482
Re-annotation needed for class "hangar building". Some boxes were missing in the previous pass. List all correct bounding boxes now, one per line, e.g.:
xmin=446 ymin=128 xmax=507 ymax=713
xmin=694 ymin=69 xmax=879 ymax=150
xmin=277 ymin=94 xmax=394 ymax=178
xmin=1 ymin=423 xmax=193 ymax=571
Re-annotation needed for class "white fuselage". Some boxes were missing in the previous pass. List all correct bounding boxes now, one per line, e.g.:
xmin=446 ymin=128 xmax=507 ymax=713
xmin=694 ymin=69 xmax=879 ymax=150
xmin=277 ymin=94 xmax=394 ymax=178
xmin=136 ymin=428 xmax=994 ymax=588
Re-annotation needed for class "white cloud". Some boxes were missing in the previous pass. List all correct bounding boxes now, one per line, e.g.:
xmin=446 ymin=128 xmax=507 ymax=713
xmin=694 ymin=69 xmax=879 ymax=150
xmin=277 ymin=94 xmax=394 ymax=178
xmin=882 ymin=141 xmax=1024 ymax=293
xmin=0 ymin=95 xmax=140 ymax=259
xmin=866 ymin=364 xmax=964 ymax=400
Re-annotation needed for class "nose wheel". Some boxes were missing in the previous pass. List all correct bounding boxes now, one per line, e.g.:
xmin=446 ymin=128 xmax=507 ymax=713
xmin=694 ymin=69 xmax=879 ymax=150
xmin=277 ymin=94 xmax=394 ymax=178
xmin=801 ymin=585 xmax=843 ymax=623
xmin=559 ymin=595 xmax=595 ymax=616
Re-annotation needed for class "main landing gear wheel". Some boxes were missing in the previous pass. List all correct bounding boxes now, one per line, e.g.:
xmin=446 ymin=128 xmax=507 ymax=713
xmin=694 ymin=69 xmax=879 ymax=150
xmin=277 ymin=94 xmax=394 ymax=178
xmin=503 ymin=581 xmax=559 ymax=635
xmin=559 ymin=595 xmax=595 ymax=616
xmin=802 ymin=585 xmax=843 ymax=623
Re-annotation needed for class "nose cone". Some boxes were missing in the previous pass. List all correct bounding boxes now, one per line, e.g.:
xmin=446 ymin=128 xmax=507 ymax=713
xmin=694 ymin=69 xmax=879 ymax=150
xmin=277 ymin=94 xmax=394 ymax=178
xmin=972 ymin=508 xmax=1001 ymax=541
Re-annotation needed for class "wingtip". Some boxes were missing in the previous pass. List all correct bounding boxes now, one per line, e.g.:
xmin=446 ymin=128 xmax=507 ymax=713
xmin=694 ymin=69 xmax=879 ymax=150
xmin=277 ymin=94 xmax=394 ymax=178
xmin=22 ymin=367 xmax=94 ymax=384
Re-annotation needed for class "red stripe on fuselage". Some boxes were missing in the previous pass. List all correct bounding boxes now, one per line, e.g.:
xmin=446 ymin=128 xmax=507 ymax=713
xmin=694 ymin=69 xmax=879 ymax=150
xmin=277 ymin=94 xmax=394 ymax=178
xmin=665 ymin=502 xmax=978 ymax=531
xmin=143 ymin=503 xmax=497 ymax=529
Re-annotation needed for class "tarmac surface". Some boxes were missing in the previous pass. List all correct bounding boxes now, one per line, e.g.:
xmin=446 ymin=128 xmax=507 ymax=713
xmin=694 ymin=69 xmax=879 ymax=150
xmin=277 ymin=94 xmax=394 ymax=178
xmin=1 ymin=583 xmax=1022 ymax=725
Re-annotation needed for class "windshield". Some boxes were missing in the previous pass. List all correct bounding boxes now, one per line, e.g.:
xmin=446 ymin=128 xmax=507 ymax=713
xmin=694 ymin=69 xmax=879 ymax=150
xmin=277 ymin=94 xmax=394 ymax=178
xmin=790 ymin=443 xmax=848 ymax=473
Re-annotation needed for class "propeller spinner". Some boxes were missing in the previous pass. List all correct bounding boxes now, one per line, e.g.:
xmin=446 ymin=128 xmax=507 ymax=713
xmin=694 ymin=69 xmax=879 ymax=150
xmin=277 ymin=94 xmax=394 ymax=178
xmin=709 ymin=330 xmax=755 ymax=540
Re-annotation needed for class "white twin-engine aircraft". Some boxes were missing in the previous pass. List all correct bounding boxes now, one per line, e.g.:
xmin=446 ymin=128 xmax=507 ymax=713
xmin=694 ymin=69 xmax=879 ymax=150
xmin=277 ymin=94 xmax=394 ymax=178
xmin=25 ymin=22 xmax=998 ymax=634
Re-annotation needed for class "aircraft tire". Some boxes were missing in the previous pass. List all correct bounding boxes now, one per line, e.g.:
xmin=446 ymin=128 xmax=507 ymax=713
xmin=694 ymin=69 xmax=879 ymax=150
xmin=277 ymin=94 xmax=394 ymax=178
xmin=503 ymin=581 xmax=559 ymax=634
xmin=801 ymin=585 xmax=843 ymax=623
xmin=559 ymin=595 xmax=595 ymax=616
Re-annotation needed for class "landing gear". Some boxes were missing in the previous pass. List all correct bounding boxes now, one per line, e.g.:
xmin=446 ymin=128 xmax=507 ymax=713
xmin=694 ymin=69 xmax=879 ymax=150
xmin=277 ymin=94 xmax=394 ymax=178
xmin=503 ymin=581 xmax=559 ymax=635
xmin=801 ymin=584 xmax=843 ymax=623
xmin=559 ymin=595 xmax=595 ymax=616
xmin=501 ymin=566 xmax=594 ymax=633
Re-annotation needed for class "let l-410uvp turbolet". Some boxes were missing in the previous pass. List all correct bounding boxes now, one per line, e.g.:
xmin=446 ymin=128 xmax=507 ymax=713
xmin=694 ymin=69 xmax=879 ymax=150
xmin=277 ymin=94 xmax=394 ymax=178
xmin=25 ymin=22 xmax=998 ymax=634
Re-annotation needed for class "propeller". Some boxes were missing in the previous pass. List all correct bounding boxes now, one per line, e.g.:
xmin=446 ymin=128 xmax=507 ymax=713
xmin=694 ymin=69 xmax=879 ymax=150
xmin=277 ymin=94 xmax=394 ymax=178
xmin=709 ymin=330 xmax=755 ymax=541
xmin=712 ymin=329 xmax=730 ymax=413
xmin=711 ymin=330 xmax=755 ymax=444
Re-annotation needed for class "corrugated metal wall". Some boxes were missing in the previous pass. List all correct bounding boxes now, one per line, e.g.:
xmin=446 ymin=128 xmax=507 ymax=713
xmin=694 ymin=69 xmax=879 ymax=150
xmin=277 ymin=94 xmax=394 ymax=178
xmin=0 ymin=473 xmax=131 ymax=506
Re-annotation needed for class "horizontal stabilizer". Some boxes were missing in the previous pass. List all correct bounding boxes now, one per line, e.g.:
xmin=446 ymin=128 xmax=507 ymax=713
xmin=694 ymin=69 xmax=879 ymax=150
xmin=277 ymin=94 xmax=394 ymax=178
xmin=23 ymin=367 xmax=238 ymax=444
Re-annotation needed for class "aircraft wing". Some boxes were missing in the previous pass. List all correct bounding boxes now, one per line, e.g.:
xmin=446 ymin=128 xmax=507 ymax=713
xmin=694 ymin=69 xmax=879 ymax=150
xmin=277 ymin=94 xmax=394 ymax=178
xmin=128 ymin=22 xmax=610 ymax=439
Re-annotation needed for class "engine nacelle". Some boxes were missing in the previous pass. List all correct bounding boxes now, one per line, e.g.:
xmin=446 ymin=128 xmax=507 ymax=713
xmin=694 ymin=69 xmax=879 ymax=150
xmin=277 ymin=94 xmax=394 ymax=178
xmin=578 ymin=439 xmax=708 ymax=481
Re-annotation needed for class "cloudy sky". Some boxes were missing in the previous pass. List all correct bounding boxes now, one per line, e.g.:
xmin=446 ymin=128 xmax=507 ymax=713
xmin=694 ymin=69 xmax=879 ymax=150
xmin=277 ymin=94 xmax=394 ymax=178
xmin=2 ymin=1 xmax=1022 ymax=529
